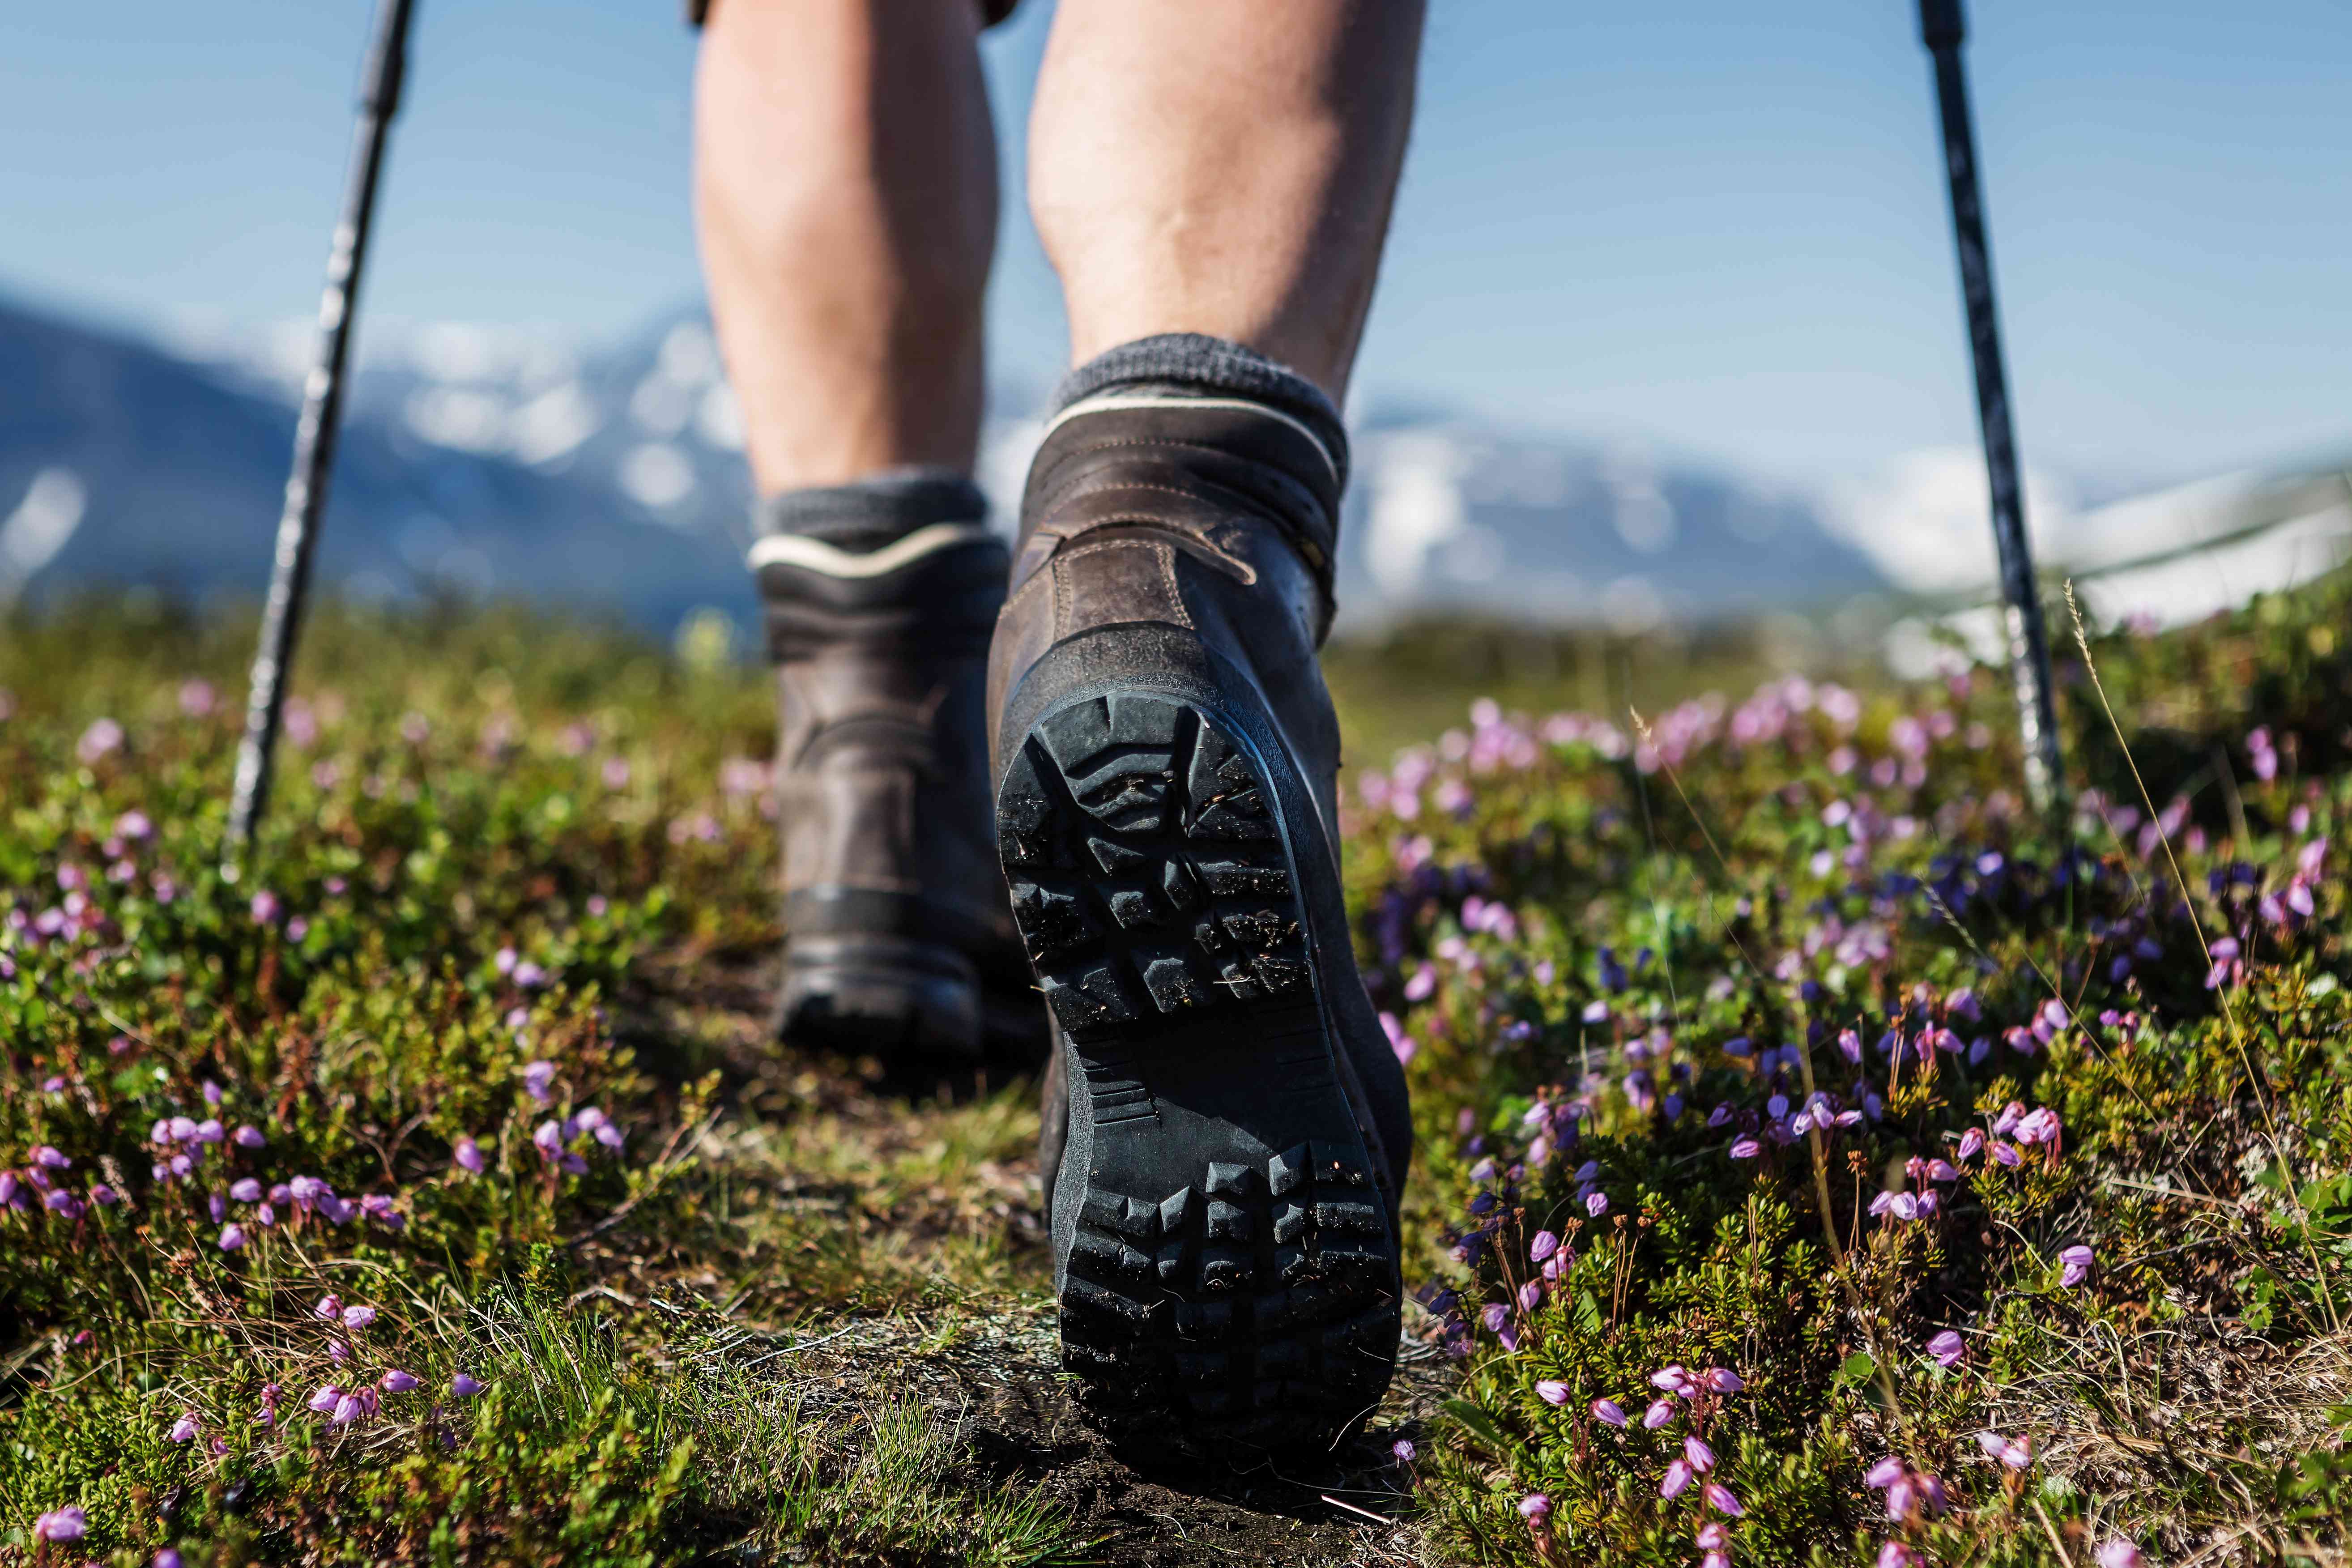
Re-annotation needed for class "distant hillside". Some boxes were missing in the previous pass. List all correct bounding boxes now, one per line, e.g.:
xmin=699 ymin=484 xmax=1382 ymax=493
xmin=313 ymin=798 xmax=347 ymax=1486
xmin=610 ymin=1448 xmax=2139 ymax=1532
xmin=3 ymin=291 xmax=1896 ymax=639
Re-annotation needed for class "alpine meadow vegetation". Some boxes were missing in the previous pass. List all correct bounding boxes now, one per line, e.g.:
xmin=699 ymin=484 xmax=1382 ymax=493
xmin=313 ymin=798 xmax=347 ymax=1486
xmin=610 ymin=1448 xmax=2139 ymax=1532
xmin=4 ymin=569 xmax=2349 ymax=1565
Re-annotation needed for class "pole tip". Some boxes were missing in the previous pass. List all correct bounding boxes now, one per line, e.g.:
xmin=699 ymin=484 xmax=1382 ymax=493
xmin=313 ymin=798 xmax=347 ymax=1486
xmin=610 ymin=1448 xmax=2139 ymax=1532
xmin=1918 ymin=0 xmax=1965 ymax=49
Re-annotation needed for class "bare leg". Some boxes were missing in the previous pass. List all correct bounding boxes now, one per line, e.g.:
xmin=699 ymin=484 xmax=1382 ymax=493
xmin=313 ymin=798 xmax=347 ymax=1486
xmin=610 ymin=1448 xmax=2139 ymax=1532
xmin=1027 ymin=0 xmax=1425 ymax=402
xmin=694 ymin=0 xmax=998 ymax=492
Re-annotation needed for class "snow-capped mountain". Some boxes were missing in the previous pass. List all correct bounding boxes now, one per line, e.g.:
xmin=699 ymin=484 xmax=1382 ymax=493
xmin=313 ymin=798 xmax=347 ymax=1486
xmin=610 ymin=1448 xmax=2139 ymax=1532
xmin=4 ymin=290 xmax=1904 ymax=641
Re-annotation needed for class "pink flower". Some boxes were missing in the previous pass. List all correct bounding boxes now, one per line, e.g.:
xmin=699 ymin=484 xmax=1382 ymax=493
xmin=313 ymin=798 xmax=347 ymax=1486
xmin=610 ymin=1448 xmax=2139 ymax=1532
xmin=2059 ymin=1244 xmax=2095 ymax=1287
xmin=1529 ymin=1230 xmax=1559 ymax=1263
xmin=1392 ymin=1438 xmax=1416 ymax=1463
xmin=1685 ymin=1435 xmax=1716 ymax=1472
xmin=533 ymin=1120 xmax=563 ymax=1158
xmin=30 ymin=1145 xmax=70 ymax=1169
xmin=230 ymin=1178 xmax=262 ymax=1203
xmin=1957 ymin=1128 xmax=1984 ymax=1160
xmin=1584 ymin=1191 xmax=1610 ymax=1217
xmin=1704 ymin=1483 xmax=1743 ymax=1516
xmin=1517 ymin=1493 xmax=1551 ymax=1522
xmin=314 ymin=1293 xmax=342 ymax=1321
xmin=217 ymin=1223 xmax=248 ymax=1251
xmin=1481 ymin=1302 xmax=1508 ymax=1334
xmin=1535 ymin=1380 xmax=1571 ymax=1406
xmin=1696 ymin=1522 xmax=1729 ymax=1550
xmin=1702 ymin=1366 xmax=1743 ymax=1393
xmin=1660 ymin=1459 xmax=1694 ymax=1499
xmin=1591 ymin=1398 xmax=1627 ymax=1427
xmin=1729 ymin=1137 xmax=1761 ymax=1159
xmin=2095 ymin=1539 xmax=2140 ymax=1568
xmin=454 ymin=1136 xmax=486 ymax=1174
xmin=521 ymin=1061 xmax=557 ymax=1103
xmin=341 ymin=1304 xmax=377 ymax=1329
xmin=379 ymin=1369 xmax=419 ymax=1393
xmin=1878 ymin=1543 xmax=1920 ymax=1568
xmin=169 ymin=1411 xmax=200 ymax=1442
xmin=1649 ymin=1365 xmax=1695 ymax=1394
xmin=33 ymin=1505 xmax=87 ymax=1542
xmin=305 ymin=1383 xmax=344 ymax=1414
xmin=1864 ymin=1455 xmax=1904 ymax=1488
xmin=330 ymin=1393 xmax=364 ymax=1425
xmin=1976 ymin=1429 xmax=2031 ymax=1469
xmin=451 ymin=1372 xmax=485 ymax=1397
xmin=1702 ymin=1555 xmax=1730 ymax=1568
xmin=1643 ymin=1398 xmax=1676 ymax=1429
xmin=1517 ymin=1279 xmax=1544 ymax=1313
xmin=1927 ymin=1330 xmax=1965 ymax=1367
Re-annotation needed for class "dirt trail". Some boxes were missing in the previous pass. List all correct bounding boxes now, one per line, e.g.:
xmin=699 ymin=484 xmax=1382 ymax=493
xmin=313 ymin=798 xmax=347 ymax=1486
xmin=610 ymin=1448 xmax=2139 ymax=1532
xmin=629 ymin=954 xmax=1457 ymax=1566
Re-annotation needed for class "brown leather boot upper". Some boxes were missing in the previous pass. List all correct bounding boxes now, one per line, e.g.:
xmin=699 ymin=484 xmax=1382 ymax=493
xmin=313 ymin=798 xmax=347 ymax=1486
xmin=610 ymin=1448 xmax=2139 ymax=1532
xmin=987 ymin=389 xmax=1410 ymax=1205
xmin=756 ymin=523 xmax=1028 ymax=1054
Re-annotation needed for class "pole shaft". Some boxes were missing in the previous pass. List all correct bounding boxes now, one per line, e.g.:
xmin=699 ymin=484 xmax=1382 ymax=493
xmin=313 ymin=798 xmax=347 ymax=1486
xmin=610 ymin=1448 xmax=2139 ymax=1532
xmin=224 ymin=0 xmax=415 ymax=866
xmin=1921 ymin=7 xmax=2064 ymax=813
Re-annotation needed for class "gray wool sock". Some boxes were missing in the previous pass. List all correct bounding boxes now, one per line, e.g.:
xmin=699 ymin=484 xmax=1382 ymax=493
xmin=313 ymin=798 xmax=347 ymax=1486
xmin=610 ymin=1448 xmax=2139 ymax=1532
xmin=1051 ymin=333 xmax=1351 ymax=491
xmin=754 ymin=466 xmax=989 ymax=553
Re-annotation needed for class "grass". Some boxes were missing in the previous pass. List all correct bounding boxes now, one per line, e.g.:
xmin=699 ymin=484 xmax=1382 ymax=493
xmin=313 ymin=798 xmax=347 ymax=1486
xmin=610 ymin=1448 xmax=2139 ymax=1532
xmin=2 ymin=570 xmax=2348 ymax=1564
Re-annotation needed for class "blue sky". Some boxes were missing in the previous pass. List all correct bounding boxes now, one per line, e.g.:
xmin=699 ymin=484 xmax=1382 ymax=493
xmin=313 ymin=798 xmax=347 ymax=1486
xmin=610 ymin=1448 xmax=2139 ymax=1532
xmin=6 ymin=0 xmax=2348 ymax=489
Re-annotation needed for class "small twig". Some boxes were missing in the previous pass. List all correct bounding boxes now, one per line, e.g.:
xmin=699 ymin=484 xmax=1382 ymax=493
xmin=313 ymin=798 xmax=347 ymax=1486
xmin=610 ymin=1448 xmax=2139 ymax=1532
xmin=1321 ymin=1494 xmax=1395 ymax=1525
xmin=2032 ymin=1498 xmax=2078 ymax=1568
xmin=736 ymin=1324 xmax=857 ymax=1370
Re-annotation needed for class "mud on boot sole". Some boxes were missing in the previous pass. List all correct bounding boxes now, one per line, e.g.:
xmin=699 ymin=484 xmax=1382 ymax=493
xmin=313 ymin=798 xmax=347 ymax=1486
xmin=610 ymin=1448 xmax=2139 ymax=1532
xmin=997 ymin=690 xmax=1400 ymax=1457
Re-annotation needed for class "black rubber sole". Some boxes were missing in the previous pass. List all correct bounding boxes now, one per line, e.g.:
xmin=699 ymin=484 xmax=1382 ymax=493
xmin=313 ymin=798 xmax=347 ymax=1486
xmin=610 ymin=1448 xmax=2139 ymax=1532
xmin=774 ymin=934 xmax=983 ymax=1059
xmin=997 ymin=689 xmax=1399 ymax=1458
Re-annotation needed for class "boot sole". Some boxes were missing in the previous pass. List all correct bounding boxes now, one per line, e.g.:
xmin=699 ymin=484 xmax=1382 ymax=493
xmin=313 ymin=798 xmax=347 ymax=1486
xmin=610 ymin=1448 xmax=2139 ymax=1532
xmin=997 ymin=685 xmax=1399 ymax=1460
xmin=775 ymin=935 xmax=983 ymax=1059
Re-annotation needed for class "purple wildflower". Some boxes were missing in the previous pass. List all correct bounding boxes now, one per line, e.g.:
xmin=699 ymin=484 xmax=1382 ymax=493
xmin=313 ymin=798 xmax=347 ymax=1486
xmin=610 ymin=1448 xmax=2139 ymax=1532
xmin=1591 ymin=1398 xmax=1628 ymax=1427
xmin=218 ymin=1223 xmax=248 ymax=1252
xmin=1661 ymin=1458 xmax=1694 ymax=1499
xmin=1927 ymin=1330 xmax=1965 ymax=1368
xmin=1684 ymin=1435 xmax=1716 ymax=1472
xmin=1392 ymin=1438 xmax=1416 ymax=1463
xmin=1643 ymin=1398 xmax=1676 ymax=1429
xmin=341 ymin=1304 xmax=377 ymax=1329
xmin=1704 ymin=1482 xmax=1744 ymax=1517
xmin=2059 ymin=1244 xmax=2095 ymax=1287
xmin=1529 ymin=1230 xmax=1559 ymax=1263
xmin=306 ymin=1383 xmax=344 ymax=1415
xmin=169 ymin=1411 xmax=200 ymax=1443
xmin=379 ymin=1369 xmax=420 ymax=1393
xmin=33 ymin=1505 xmax=87 ymax=1542
xmin=1535 ymin=1380 xmax=1571 ymax=1406
xmin=1702 ymin=1366 xmax=1743 ymax=1393
xmin=454 ymin=1135 xmax=486 ymax=1174
xmin=1517 ymin=1494 xmax=1551 ymax=1522
xmin=451 ymin=1372 xmax=485 ymax=1397
xmin=2095 ymin=1539 xmax=2141 ymax=1568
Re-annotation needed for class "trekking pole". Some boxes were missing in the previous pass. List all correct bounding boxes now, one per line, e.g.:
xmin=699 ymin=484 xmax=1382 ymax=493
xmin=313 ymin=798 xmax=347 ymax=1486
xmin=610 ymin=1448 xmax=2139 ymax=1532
xmin=223 ymin=0 xmax=418 ymax=874
xmin=1917 ymin=0 xmax=2064 ymax=815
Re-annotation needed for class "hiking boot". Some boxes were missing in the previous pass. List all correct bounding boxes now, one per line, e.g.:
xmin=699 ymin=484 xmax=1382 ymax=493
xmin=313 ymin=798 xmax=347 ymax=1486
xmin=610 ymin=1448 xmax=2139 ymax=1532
xmin=988 ymin=352 xmax=1411 ymax=1458
xmin=752 ymin=472 xmax=1036 ymax=1062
